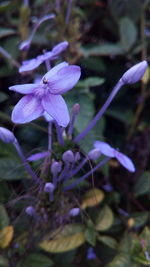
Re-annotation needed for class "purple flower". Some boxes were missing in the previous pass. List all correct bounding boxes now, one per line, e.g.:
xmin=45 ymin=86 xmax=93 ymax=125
xmin=9 ymin=62 xmax=81 ymax=127
xmin=121 ymin=61 xmax=148 ymax=84
xmin=0 ymin=127 xmax=16 ymax=144
xmin=94 ymin=141 xmax=135 ymax=172
xmin=19 ymin=41 xmax=69 ymax=73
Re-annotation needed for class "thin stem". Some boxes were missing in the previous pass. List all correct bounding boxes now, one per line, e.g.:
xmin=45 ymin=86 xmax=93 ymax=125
xmin=64 ymin=157 xmax=110 ymax=191
xmin=57 ymin=162 xmax=69 ymax=182
xmin=65 ymin=0 xmax=73 ymax=24
xmin=14 ymin=140 xmax=40 ymax=184
xmin=0 ymin=46 xmax=20 ymax=68
xmin=74 ymin=79 xmax=124 ymax=143
xmin=68 ymin=113 xmax=76 ymax=137
xmin=55 ymin=122 xmax=64 ymax=146
xmin=67 ymin=157 xmax=88 ymax=180
xmin=48 ymin=122 xmax=52 ymax=152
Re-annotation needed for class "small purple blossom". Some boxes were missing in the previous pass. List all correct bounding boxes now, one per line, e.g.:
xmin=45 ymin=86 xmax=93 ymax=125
xmin=88 ymin=148 xmax=101 ymax=161
xmin=121 ymin=60 xmax=148 ymax=84
xmin=19 ymin=41 xmax=68 ymax=72
xmin=87 ymin=247 xmax=96 ymax=260
xmin=94 ymin=141 xmax=135 ymax=172
xmin=0 ymin=127 xmax=16 ymax=144
xmin=69 ymin=207 xmax=80 ymax=217
xmin=62 ymin=150 xmax=74 ymax=163
xmin=27 ymin=151 xmax=49 ymax=162
xmin=9 ymin=62 xmax=81 ymax=127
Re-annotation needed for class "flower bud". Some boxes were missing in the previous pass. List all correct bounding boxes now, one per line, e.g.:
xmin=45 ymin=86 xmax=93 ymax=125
xmin=44 ymin=182 xmax=55 ymax=193
xmin=52 ymin=41 xmax=69 ymax=55
xmin=121 ymin=60 xmax=148 ymax=84
xmin=62 ymin=150 xmax=74 ymax=163
xmin=72 ymin=103 xmax=80 ymax=114
xmin=88 ymin=148 xmax=101 ymax=160
xmin=0 ymin=127 xmax=16 ymax=144
xmin=51 ymin=161 xmax=62 ymax=175
xmin=25 ymin=206 xmax=36 ymax=216
xmin=69 ymin=208 xmax=80 ymax=217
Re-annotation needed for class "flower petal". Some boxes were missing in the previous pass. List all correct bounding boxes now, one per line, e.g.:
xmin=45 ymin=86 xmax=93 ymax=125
xmin=41 ymin=62 xmax=68 ymax=83
xmin=9 ymin=84 xmax=39 ymax=94
xmin=94 ymin=141 xmax=115 ymax=157
xmin=42 ymin=94 xmax=70 ymax=127
xmin=43 ymin=111 xmax=54 ymax=122
xmin=19 ymin=57 xmax=43 ymax=73
xmin=52 ymin=41 xmax=69 ymax=55
xmin=47 ymin=65 xmax=81 ymax=94
xmin=27 ymin=151 xmax=49 ymax=162
xmin=114 ymin=151 xmax=135 ymax=172
xmin=12 ymin=95 xmax=43 ymax=124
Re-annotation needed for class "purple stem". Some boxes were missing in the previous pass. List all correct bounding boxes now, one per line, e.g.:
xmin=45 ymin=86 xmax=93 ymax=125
xmin=65 ymin=0 xmax=73 ymax=24
xmin=74 ymin=79 xmax=124 ymax=143
xmin=13 ymin=140 xmax=40 ymax=184
xmin=55 ymin=122 xmax=64 ymax=146
xmin=67 ymin=157 xmax=87 ymax=180
xmin=64 ymin=157 xmax=110 ymax=191
xmin=57 ymin=162 xmax=69 ymax=182
xmin=68 ymin=113 xmax=76 ymax=137
xmin=48 ymin=122 xmax=52 ymax=152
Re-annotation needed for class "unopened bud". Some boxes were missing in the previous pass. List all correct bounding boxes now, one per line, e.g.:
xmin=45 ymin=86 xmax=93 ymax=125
xmin=62 ymin=150 xmax=74 ymax=163
xmin=72 ymin=103 xmax=80 ymax=114
xmin=25 ymin=206 xmax=36 ymax=216
xmin=51 ymin=161 xmax=62 ymax=175
xmin=0 ymin=127 xmax=16 ymax=144
xmin=88 ymin=148 xmax=101 ymax=160
xmin=44 ymin=182 xmax=55 ymax=193
xmin=69 ymin=208 xmax=80 ymax=217
xmin=19 ymin=39 xmax=31 ymax=51
xmin=52 ymin=41 xmax=69 ymax=55
xmin=121 ymin=60 xmax=148 ymax=84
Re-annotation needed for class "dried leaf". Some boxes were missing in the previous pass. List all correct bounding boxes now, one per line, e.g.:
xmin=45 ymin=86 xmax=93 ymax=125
xmin=81 ymin=188 xmax=105 ymax=209
xmin=0 ymin=225 xmax=14 ymax=248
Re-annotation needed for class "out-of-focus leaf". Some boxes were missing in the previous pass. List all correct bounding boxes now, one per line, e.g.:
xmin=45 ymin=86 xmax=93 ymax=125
xmin=0 ymin=92 xmax=8 ymax=103
xmin=140 ymin=227 xmax=150 ymax=251
xmin=95 ymin=205 xmax=114 ymax=231
xmin=85 ymin=220 xmax=96 ymax=246
xmin=133 ymin=255 xmax=150 ymax=265
xmin=97 ymin=235 xmax=118 ymax=249
xmin=0 ymin=204 xmax=9 ymax=230
xmin=39 ymin=224 xmax=85 ymax=253
xmin=107 ymin=253 xmax=131 ymax=267
xmin=0 ymin=158 xmax=28 ymax=180
xmin=130 ymin=212 xmax=149 ymax=228
xmin=0 ymin=28 xmax=16 ymax=38
xmin=77 ymin=77 xmax=104 ymax=88
xmin=119 ymin=17 xmax=137 ymax=51
xmin=80 ymin=57 xmax=106 ymax=73
xmin=0 ymin=256 xmax=9 ymax=267
xmin=133 ymin=172 xmax=150 ymax=197
xmin=0 ymin=225 xmax=14 ymax=249
xmin=81 ymin=43 xmax=124 ymax=57
xmin=109 ymin=0 xmax=142 ymax=22
xmin=106 ymin=109 xmax=133 ymax=124
xmin=142 ymin=67 xmax=149 ymax=84
xmin=81 ymin=188 xmax=105 ymax=209
xmin=18 ymin=253 xmax=54 ymax=267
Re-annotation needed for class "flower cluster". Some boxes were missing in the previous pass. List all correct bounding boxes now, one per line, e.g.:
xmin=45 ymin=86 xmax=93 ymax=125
xmin=0 ymin=40 xmax=147 ymax=203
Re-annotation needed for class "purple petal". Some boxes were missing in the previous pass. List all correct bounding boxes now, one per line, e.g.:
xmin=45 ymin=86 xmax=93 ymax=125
xmin=114 ymin=150 xmax=135 ymax=172
xmin=27 ymin=151 xmax=49 ymax=162
xmin=42 ymin=51 xmax=54 ymax=61
xmin=9 ymin=84 xmax=38 ymax=94
xmin=41 ymin=62 xmax=68 ymax=82
xmin=94 ymin=141 xmax=115 ymax=157
xmin=12 ymin=95 xmax=43 ymax=124
xmin=47 ymin=65 xmax=81 ymax=94
xmin=42 ymin=94 xmax=70 ymax=127
xmin=121 ymin=61 xmax=148 ymax=84
xmin=19 ymin=57 xmax=43 ymax=73
xmin=43 ymin=111 xmax=54 ymax=122
xmin=52 ymin=41 xmax=69 ymax=55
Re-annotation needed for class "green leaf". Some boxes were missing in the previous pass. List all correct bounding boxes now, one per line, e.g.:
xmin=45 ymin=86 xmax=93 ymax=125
xmin=95 ymin=205 xmax=114 ymax=231
xmin=18 ymin=253 xmax=54 ymax=267
xmin=0 ymin=92 xmax=8 ymax=103
xmin=97 ymin=235 xmax=118 ymax=249
xmin=107 ymin=253 xmax=131 ymax=267
xmin=85 ymin=220 xmax=96 ymax=246
xmin=77 ymin=77 xmax=104 ymax=88
xmin=81 ymin=43 xmax=124 ymax=57
xmin=0 ymin=27 xmax=16 ymax=38
xmin=133 ymin=172 xmax=150 ymax=197
xmin=39 ymin=224 xmax=85 ymax=253
xmin=131 ymin=212 xmax=149 ymax=227
xmin=0 ymin=204 xmax=9 ymax=230
xmin=0 ymin=256 xmax=9 ymax=267
xmin=0 ymin=158 xmax=28 ymax=180
xmin=119 ymin=17 xmax=137 ymax=51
